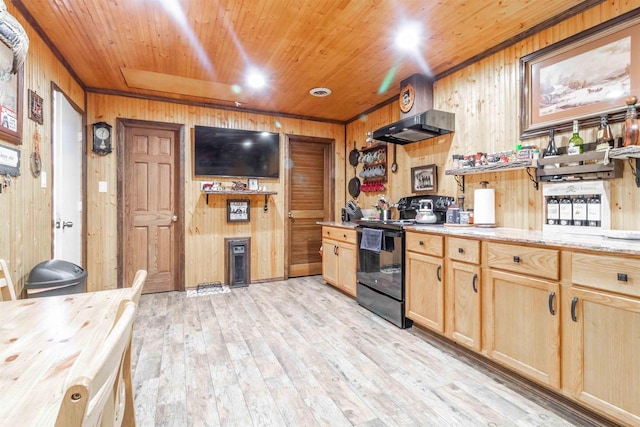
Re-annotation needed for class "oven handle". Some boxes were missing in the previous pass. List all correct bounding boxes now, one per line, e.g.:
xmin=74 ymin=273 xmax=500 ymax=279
xmin=356 ymin=228 xmax=403 ymax=238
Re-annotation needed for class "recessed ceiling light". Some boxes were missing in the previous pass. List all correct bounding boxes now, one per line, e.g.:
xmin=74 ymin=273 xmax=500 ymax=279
xmin=309 ymin=87 xmax=332 ymax=97
xmin=247 ymin=69 xmax=266 ymax=89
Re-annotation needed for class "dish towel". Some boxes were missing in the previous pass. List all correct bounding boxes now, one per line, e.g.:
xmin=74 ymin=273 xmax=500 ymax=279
xmin=360 ymin=228 xmax=383 ymax=252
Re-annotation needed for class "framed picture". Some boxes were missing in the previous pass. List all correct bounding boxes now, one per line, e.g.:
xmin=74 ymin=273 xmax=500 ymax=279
xmin=520 ymin=12 xmax=640 ymax=139
xmin=0 ymin=43 xmax=23 ymax=145
xmin=227 ymin=199 xmax=250 ymax=222
xmin=28 ymin=89 xmax=43 ymax=125
xmin=411 ymin=164 xmax=437 ymax=193
xmin=247 ymin=178 xmax=258 ymax=191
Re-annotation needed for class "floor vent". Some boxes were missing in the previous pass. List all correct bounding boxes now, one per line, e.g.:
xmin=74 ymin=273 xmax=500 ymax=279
xmin=186 ymin=281 xmax=230 ymax=297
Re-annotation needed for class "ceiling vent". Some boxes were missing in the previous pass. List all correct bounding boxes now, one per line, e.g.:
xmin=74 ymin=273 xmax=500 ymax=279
xmin=309 ymin=87 xmax=332 ymax=97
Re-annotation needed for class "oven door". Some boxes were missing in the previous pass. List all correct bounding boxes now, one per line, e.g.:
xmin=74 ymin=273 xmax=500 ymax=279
xmin=356 ymin=228 xmax=404 ymax=301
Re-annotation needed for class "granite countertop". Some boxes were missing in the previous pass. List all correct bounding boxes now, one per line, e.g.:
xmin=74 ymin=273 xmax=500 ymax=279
xmin=406 ymin=225 xmax=640 ymax=256
xmin=318 ymin=221 xmax=640 ymax=256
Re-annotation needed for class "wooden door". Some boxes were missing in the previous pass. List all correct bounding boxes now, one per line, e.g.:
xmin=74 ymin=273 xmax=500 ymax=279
xmin=448 ymin=261 xmax=481 ymax=351
xmin=287 ymin=136 xmax=334 ymax=277
xmin=119 ymin=121 xmax=183 ymax=293
xmin=565 ymin=287 xmax=640 ymax=426
xmin=406 ymin=252 xmax=444 ymax=333
xmin=485 ymin=269 xmax=560 ymax=389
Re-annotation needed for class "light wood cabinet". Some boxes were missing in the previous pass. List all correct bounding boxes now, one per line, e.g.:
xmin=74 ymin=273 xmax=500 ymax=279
xmin=406 ymin=251 xmax=444 ymax=333
xmin=564 ymin=252 xmax=640 ymax=426
xmin=321 ymin=226 xmax=357 ymax=297
xmin=485 ymin=269 xmax=561 ymax=389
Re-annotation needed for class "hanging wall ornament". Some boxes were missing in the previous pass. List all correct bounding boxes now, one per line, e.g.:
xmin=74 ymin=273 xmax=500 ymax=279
xmin=30 ymin=126 xmax=41 ymax=177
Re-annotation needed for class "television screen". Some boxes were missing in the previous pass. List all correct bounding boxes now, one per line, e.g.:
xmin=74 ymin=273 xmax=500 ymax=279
xmin=194 ymin=126 xmax=280 ymax=178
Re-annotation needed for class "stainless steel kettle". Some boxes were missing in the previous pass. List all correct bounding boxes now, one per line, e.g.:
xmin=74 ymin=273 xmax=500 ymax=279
xmin=415 ymin=199 xmax=438 ymax=224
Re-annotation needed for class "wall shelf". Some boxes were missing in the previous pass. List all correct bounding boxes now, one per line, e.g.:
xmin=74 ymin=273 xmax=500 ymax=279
xmin=609 ymin=145 xmax=640 ymax=187
xmin=203 ymin=190 xmax=277 ymax=211
xmin=445 ymin=160 xmax=534 ymax=192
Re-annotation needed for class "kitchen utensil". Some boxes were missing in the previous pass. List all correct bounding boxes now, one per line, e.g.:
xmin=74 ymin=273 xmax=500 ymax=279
xmin=348 ymin=142 xmax=359 ymax=167
xmin=415 ymin=199 xmax=438 ymax=224
xmin=391 ymin=144 xmax=398 ymax=173
xmin=348 ymin=176 xmax=360 ymax=198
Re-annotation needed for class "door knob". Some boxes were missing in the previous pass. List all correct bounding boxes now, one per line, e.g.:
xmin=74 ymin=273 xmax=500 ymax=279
xmin=172 ymin=215 xmax=178 ymax=222
xmin=288 ymin=212 xmax=294 ymax=218
xmin=62 ymin=221 xmax=73 ymax=229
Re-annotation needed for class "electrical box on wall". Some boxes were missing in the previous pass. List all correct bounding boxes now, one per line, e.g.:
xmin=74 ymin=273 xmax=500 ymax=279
xmin=542 ymin=181 xmax=610 ymax=236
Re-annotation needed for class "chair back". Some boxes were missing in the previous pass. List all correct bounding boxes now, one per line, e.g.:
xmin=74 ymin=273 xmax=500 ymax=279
xmin=0 ymin=259 xmax=17 ymax=301
xmin=129 ymin=270 xmax=147 ymax=305
xmin=55 ymin=300 xmax=137 ymax=427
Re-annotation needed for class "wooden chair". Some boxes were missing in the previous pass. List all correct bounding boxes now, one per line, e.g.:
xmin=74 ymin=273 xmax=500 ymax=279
xmin=0 ymin=258 xmax=17 ymax=301
xmin=129 ymin=270 xmax=147 ymax=306
xmin=55 ymin=300 xmax=137 ymax=427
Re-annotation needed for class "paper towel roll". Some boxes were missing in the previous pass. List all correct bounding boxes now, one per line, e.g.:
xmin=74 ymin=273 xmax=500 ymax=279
xmin=474 ymin=188 xmax=495 ymax=225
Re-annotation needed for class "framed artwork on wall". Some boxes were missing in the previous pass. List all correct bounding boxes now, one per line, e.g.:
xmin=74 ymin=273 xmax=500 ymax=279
xmin=0 ymin=43 xmax=22 ymax=145
xmin=520 ymin=12 xmax=640 ymax=139
xmin=411 ymin=164 xmax=437 ymax=193
xmin=28 ymin=89 xmax=43 ymax=125
xmin=227 ymin=199 xmax=250 ymax=222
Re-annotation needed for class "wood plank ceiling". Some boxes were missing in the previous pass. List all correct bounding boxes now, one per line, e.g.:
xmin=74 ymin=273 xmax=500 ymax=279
xmin=16 ymin=0 xmax=601 ymax=122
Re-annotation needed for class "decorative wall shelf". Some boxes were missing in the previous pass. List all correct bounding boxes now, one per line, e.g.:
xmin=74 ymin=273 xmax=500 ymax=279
xmin=536 ymin=150 xmax=622 ymax=185
xmin=445 ymin=160 xmax=534 ymax=192
xmin=609 ymin=145 xmax=640 ymax=187
xmin=203 ymin=190 xmax=277 ymax=211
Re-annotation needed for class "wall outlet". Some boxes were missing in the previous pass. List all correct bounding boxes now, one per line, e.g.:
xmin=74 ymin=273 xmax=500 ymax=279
xmin=99 ymin=181 xmax=107 ymax=193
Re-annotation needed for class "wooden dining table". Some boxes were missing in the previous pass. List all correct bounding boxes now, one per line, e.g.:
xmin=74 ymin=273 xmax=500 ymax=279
xmin=0 ymin=288 xmax=135 ymax=426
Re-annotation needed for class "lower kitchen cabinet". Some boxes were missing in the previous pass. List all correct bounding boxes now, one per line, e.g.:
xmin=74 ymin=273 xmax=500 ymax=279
xmin=485 ymin=269 xmax=561 ymax=389
xmin=321 ymin=227 xmax=357 ymax=296
xmin=564 ymin=286 xmax=640 ymax=425
xmin=406 ymin=251 xmax=444 ymax=333
xmin=447 ymin=260 xmax=481 ymax=351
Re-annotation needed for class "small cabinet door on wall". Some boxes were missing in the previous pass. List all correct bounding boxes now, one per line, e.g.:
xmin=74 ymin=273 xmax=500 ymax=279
xmin=485 ymin=269 xmax=561 ymax=389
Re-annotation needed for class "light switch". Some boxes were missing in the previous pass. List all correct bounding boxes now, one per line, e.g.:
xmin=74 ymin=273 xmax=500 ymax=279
xmin=99 ymin=181 xmax=107 ymax=193
xmin=40 ymin=171 xmax=46 ymax=188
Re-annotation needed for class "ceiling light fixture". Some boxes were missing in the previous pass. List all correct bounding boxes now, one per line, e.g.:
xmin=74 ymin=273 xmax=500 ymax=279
xmin=246 ymin=69 xmax=266 ymax=89
xmin=309 ymin=87 xmax=332 ymax=97
xmin=395 ymin=22 xmax=422 ymax=52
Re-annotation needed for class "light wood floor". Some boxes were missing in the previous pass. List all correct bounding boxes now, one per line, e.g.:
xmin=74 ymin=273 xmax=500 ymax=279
xmin=131 ymin=276 xmax=599 ymax=427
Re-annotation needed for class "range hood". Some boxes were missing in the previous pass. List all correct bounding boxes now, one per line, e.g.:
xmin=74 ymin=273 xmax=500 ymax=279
xmin=372 ymin=110 xmax=455 ymax=145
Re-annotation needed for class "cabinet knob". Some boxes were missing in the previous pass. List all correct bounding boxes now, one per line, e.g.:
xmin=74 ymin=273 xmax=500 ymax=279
xmin=617 ymin=273 xmax=628 ymax=282
xmin=419 ymin=241 xmax=424 ymax=246
xmin=458 ymin=247 xmax=464 ymax=254
xmin=513 ymin=256 xmax=521 ymax=263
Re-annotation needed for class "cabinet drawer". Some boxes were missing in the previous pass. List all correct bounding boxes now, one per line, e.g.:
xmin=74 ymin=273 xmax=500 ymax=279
xmin=406 ymin=232 xmax=443 ymax=257
xmin=323 ymin=227 xmax=356 ymax=245
xmin=487 ymin=242 xmax=559 ymax=281
xmin=447 ymin=237 xmax=480 ymax=264
xmin=572 ymin=253 xmax=640 ymax=298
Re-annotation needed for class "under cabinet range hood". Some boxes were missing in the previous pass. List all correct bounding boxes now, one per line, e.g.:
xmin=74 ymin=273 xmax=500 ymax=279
xmin=372 ymin=110 xmax=455 ymax=144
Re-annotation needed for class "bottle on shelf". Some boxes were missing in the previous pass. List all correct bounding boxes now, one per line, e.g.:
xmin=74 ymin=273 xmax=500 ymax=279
xmin=623 ymin=95 xmax=639 ymax=147
xmin=567 ymin=120 xmax=584 ymax=166
xmin=587 ymin=194 xmax=601 ymax=227
xmin=572 ymin=194 xmax=587 ymax=227
xmin=596 ymin=114 xmax=614 ymax=149
xmin=559 ymin=195 xmax=573 ymax=226
xmin=546 ymin=196 xmax=560 ymax=225
xmin=543 ymin=129 xmax=559 ymax=168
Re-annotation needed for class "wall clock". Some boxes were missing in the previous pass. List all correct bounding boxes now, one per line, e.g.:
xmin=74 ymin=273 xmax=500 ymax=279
xmin=399 ymin=82 xmax=415 ymax=113
xmin=92 ymin=122 xmax=112 ymax=155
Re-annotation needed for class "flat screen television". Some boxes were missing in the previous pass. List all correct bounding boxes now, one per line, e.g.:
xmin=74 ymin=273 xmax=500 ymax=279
xmin=194 ymin=125 xmax=280 ymax=178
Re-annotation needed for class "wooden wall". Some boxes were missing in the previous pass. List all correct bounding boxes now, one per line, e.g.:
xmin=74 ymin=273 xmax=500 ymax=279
xmin=347 ymin=0 xmax=640 ymax=231
xmin=0 ymin=3 xmax=84 ymax=297
xmin=85 ymin=94 xmax=344 ymax=291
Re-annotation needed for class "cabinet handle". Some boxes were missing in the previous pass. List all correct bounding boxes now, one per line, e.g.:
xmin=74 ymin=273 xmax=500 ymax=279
xmin=472 ymin=274 xmax=478 ymax=293
xmin=548 ymin=291 xmax=556 ymax=316
xmin=617 ymin=273 xmax=628 ymax=282
xmin=343 ymin=234 xmax=347 ymax=239
xmin=458 ymin=247 xmax=464 ymax=254
xmin=436 ymin=265 xmax=442 ymax=282
xmin=419 ymin=241 xmax=424 ymax=246
xmin=571 ymin=297 xmax=578 ymax=322
xmin=334 ymin=246 xmax=338 ymax=255
xmin=513 ymin=256 xmax=520 ymax=263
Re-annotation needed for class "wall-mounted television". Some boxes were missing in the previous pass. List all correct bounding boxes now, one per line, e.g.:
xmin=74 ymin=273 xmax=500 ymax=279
xmin=193 ymin=125 xmax=280 ymax=178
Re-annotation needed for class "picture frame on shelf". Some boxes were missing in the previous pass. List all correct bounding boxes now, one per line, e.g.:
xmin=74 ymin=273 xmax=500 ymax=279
xmin=227 ymin=199 xmax=250 ymax=222
xmin=28 ymin=89 xmax=43 ymax=125
xmin=247 ymin=178 xmax=259 ymax=191
xmin=520 ymin=12 xmax=640 ymax=139
xmin=411 ymin=164 xmax=437 ymax=193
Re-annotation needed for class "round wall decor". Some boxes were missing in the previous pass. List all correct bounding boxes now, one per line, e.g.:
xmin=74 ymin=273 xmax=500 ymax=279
xmin=399 ymin=82 xmax=415 ymax=113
